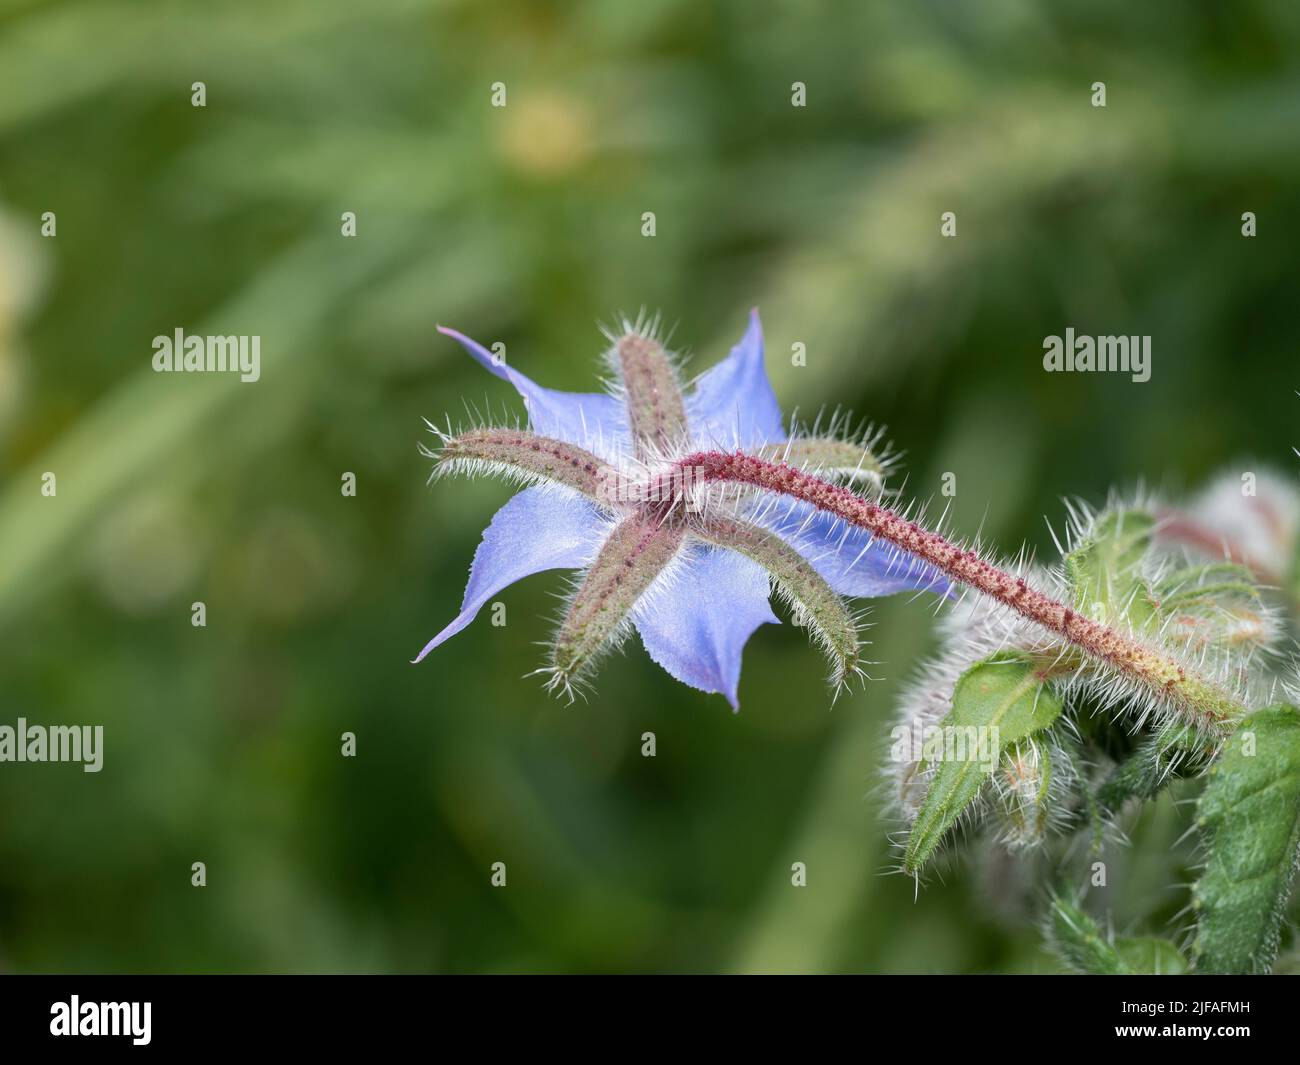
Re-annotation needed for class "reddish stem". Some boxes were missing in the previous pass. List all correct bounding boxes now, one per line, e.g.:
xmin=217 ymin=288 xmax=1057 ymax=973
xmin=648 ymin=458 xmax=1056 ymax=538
xmin=684 ymin=450 xmax=1245 ymax=730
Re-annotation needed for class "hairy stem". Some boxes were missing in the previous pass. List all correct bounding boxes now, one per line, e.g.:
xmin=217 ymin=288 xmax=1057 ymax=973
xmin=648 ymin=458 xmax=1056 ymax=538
xmin=683 ymin=450 xmax=1247 ymax=732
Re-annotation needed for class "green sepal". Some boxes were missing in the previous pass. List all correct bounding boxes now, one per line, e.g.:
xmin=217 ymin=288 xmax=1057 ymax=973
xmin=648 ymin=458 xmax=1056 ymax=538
xmin=1092 ymin=725 xmax=1211 ymax=817
xmin=1064 ymin=508 xmax=1156 ymax=627
xmin=904 ymin=651 xmax=1064 ymax=873
xmin=1155 ymin=561 xmax=1260 ymax=613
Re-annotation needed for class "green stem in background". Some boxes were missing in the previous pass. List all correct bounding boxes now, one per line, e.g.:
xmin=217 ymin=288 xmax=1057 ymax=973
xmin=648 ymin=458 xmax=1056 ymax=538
xmin=1049 ymin=894 xmax=1189 ymax=975
xmin=1063 ymin=727 xmax=1212 ymax=848
xmin=684 ymin=450 xmax=1248 ymax=734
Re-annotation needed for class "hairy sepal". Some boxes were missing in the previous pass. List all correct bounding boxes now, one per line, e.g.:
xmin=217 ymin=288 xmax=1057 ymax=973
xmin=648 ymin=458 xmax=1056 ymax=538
xmin=612 ymin=333 xmax=688 ymax=458
xmin=904 ymin=651 xmax=1064 ymax=875
xmin=1065 ymin=507 xmax=1157 ymax=628
xmin=546 ymin=514 xmax=686 ymax=699
xmin=752 ymin=434 xmax=888 ymax=490
xmin=693 ymin=514 xmax=861 ymax=690
xmin=428 ymin=427 xmax=617 ymax=503
xmin=1153 ymin=561 xmax=1277 ymax=667
xmin=995 ymin=738 xmax=1075 ymax=852
xmin=1093 ymin=726 xmax=1211 ymax=818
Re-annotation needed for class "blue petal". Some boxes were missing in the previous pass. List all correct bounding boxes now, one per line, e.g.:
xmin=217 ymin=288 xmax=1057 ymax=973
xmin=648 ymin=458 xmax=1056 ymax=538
xmin=759 ymin=500 xmax=952 ymax=599
xmin=686 ymin=308 xmax=784 ymax=448
xmin=438 ymin=326 xmax=630 ymax=461
xmin=413 ymin=487 xmax=607 ymax=663
xmin=633 ymin=543 xmax=778 ymax=711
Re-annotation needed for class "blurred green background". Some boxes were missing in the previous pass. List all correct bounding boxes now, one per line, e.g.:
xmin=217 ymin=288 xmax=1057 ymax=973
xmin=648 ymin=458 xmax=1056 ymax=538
xmin=1 ymin=0 xmax=1297 ymax=973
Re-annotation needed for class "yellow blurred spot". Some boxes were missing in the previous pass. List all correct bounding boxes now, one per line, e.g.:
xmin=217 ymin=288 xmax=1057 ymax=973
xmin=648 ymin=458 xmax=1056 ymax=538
xmin=497 ymin=91 xmax=593 ymax=177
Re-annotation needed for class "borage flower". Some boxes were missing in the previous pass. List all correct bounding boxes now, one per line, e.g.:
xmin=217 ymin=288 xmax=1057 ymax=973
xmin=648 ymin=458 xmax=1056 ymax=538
xmin=416 ymin=310 xmax=948 ymax=708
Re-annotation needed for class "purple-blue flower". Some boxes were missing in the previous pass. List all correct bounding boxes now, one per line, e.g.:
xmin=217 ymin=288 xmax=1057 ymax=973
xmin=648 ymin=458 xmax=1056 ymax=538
xmin=417 ymin=310 xmax=948 ymax=708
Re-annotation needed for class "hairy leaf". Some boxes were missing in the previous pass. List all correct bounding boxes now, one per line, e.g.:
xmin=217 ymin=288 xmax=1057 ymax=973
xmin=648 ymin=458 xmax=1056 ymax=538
xmin=1192 ymin=703 xmax=1300 ymax=974
xmin=904 ymin=651 xmax=1064 ymax=873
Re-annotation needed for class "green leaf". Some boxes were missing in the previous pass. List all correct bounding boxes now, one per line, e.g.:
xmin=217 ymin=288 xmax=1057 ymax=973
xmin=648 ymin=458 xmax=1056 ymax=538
xmin=1193 ymin=704 xmax=1300 ymax=974
xmin=1064 ymin=508 xmax=1156 ymax=626
xmin=904 ymin=652 xmax=1064 ymax=873
xmin=1049 ymin=895 xmax=1188 ymax=974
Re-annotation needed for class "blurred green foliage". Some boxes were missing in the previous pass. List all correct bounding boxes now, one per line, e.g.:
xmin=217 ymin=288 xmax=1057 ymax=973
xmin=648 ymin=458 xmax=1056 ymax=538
xmin=0 ymin=0 xmax=1297 ymax=972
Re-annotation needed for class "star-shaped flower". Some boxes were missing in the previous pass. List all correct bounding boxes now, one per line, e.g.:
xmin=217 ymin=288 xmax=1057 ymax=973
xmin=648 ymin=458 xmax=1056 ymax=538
xmin=416 ymin=310 xmax=948 ymax=708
